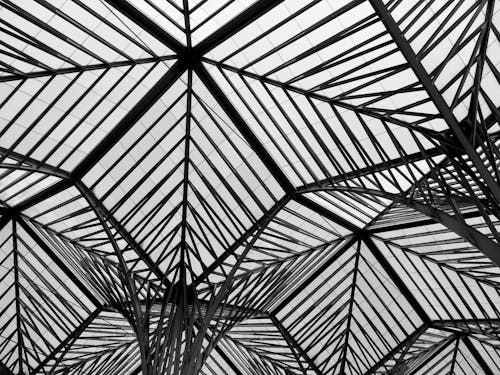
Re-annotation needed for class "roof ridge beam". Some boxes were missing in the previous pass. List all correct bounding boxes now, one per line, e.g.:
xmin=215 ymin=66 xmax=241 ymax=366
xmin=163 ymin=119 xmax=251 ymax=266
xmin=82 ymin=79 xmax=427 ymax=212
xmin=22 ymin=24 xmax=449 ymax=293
xmin=195 ymin=0 xmax=285 ymax=55
xmin=0 ymin=55 xmax=176 ymax=83
xmin=72 ymin=59 xmax=185 ymax=180
xmin=103 ymin=0 xmax=184 ymax=54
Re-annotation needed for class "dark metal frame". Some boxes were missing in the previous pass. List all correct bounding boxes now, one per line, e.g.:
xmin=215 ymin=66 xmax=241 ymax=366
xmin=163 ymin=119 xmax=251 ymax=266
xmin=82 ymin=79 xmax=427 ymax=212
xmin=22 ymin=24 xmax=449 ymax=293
xmin=1 ymin=0 xmax=499 ymax=374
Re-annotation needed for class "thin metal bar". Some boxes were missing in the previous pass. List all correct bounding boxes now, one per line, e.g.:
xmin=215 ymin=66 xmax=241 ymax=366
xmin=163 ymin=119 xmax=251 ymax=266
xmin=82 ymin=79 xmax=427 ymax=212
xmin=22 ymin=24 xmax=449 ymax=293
xmin=462 ymin=336 xmax=494 ymax=375
xmin=16 ymin=217 xmax=102 ymax=307
xmin=195 ymin=0 xmax=285 ymax=55
xmin=369 ymin=0 xmax=500 ymax=205
xmin=103 ymin=0 xmax=185 ymax=53
xmin=363 ymin=236 xmax=430 ymax=324
xmin=72 ymin=60 xmax=186 ymax=179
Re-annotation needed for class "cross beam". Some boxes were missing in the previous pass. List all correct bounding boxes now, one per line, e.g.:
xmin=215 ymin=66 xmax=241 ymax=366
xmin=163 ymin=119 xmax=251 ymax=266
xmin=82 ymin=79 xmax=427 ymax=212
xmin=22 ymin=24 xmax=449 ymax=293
xmin=369 ymin=0 xmax=500 ymax=205
xmin=298 ymin=186 xmax=500 ymax=268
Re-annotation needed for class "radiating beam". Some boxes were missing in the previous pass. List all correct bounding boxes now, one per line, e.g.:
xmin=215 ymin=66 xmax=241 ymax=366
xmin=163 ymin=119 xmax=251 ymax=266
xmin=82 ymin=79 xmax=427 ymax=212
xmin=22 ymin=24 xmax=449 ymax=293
xmin=401 ymin=333 xmax=457 ymax=375
xmin=214 ymin=346 xmax=245 ymax=375
xmin=0 ymin=147 xmax=71 ymax=179
xmin=432 ymin=318 xmax=500 ymax=329
xmin=271 ymin=314 xmax=322 ymax=375
xmin=295 ymin=195 xmax=361 ymax=233
xmin=13 ymin=179 xmax=73 ymax=212
xmin=363 ymin=324 xmax=427 ymax=375
xmin=202 ymin=58 xmax=445 ymax=141
xmin=72 ymin=59 xmax=185 ymax=179
xmin=16 ymin=216 xmax=102 ymax=307
xmin=272 ymin=235 xmax=358 ymax=314
xmin=30 ymin=308 xmax=102 ymax=374
xmin=75 ymin=179 xmax=169 ymax=288
xmin=195 ymin=63 xmax=294 ymax=194
xmin=299 ymin=186 xmax=500 ymax=269
xmin=103 ymin=0 xmax=185 ymax=53
xmin=462 ymin=336 xmax=494 ymax=375
xmin=296 ymin=108 xmax=499 ymax=198
xmin=195 ymin=0 xmax=285 ymax=55
xmin=193 ymin=195 xmax=290 ymax=286
xmin=363 ymin=236 xmax=430 ymax=325
xmin=369 ymin=0 xmax=500 ymax=205
xmin=0 ymin=55 xmax=176 ymax=83
xmin=367 ymin=210 xmax=481 ymax=234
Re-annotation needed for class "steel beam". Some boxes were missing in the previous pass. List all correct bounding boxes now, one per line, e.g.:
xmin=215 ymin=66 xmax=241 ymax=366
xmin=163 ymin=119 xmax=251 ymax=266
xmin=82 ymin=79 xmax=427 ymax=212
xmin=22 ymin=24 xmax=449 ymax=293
xmin=432 ymin=318 xmax=500 ymax=329
xmin=295 ymin=195 xmax=361 ymax=233
xmin=193 ymin=195 xmax=290 ymax=286
xmin=0 ymin=56 xmax=175 ymax=83
xmin=0 ymin=147 xmax=71 ymax=179
xmin=14 ymin=179 xmax=73 ymax=212
xmin=72 ymin=59 xmax=186 ymax=179
xmin=195 ymin=63 xmax=294 ymax=194
xmin=202 ymin=59 xmax=444 ymax=141
xmin=366 ymin=210 xmax=481 ymax=234
xmin=462 ymin=336 xmax=494 ymax=375
xmin=195 ymin=0 xmax=285 ymax=55
xmin=363 ymin=236 xmax=430 ymax=325
xmin=272 ymin=235 xmax=358 ymax=314
xmin=271 ymin=314 xmax=322 ymax=375
xmin=30 ymin=308 xmax=102 ymax=374
xmin=401 ymin=333 xmax=457 ymax=375
xmin=16 ymin=216 xmax=102 ymax=307
xmin=369 ymin=0 xmax=500 ymax=205
xmin=75 ymin=181 xmax=169 ymax=288
xmin=103 ymin=0 xmax=184 ymax=54
xmin=363 ymin=324 xmax=427 ymax=375
xmin=213 ymin=346 xmax=245 ymax=375
xmin=300 ymin=186 xmax=500 ymax=269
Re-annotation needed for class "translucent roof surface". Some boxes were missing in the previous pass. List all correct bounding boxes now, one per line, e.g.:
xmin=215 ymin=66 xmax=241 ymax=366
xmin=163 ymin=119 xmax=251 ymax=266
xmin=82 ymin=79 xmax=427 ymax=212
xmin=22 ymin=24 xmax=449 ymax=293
xmin=1 ymin=0 xmax=500 ymax=374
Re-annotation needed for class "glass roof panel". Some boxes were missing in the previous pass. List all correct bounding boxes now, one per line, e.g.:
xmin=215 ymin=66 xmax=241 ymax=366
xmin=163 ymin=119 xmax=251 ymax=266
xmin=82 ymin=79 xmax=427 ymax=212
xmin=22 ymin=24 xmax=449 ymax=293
xmin=1 ymin=0 xmax=499 ymax=373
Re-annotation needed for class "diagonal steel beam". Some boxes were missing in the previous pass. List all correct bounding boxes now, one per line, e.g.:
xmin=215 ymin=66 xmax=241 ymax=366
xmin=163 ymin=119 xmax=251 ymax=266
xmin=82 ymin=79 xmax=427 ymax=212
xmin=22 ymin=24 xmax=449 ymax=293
xmin=193 ymin=195 xmax=290 ymax=286
xmin=432 ymin=318 xmax=500 ymax=329
xmin=299 ymin=185 xmax=500 ymax=269
xmin=369 ymin=0 xmax=500 ymax=205
xmin=213 ymin=346 xmax=245 ymax=375
xmin=400 ymin=333 xmax=457 ymax=375
xmin=72 ymin=59 xmax=186 ymax=179
xmin=30 ymin=308 xmax=102 ymax=375
xmin=74 ymin=181 xmax=170 ymax=288
xmin=295 ymin=195 xmax=361 ymax=233
xmin=0 ymin=147 xmax=71 ymax=179
xmin=103 ymin=0 xmax=185 ymax=54
xmin=270 ymin=314 xmax=322 ymax=375
xmin=16 ymin=216 xmax=102 ymax=307
xmin=363 ymin=236 xmax=431 ymax=325
xmin=202 ymin=59 xmax=445 ymax=142
xmin=366 ymin=210 xmax=482 ymax=234
xmin=363 ymin=324 xmax=427 ymax=375
xmin=462 ymin=336 xmax=494 ymax=375
xmin=194 ymin=63 xmax=294 ymax=194
xmin=0 ymin=55 xmax=176 ymax=83
xmin=296 ymin=108 xmax=499 ymax=197
xmin=12 ymin=179 xmax=73 ymax=212
xmin=272 ymin=235 xmax=359 ymax=314
xmin=195 ymin=0 xmax=285 ymax=55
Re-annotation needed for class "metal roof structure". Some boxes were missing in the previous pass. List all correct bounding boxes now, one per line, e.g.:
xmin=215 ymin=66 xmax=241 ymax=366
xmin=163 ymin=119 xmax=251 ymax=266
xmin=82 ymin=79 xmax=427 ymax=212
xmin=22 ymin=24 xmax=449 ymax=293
xmin=0 ymin=0 xmax=500 ymax=374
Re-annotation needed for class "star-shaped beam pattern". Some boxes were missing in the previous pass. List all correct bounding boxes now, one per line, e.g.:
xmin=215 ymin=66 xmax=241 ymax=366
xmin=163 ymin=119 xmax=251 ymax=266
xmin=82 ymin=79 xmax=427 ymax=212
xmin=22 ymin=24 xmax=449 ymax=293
xmin=1 ymin=0 xmax=500 ymax=374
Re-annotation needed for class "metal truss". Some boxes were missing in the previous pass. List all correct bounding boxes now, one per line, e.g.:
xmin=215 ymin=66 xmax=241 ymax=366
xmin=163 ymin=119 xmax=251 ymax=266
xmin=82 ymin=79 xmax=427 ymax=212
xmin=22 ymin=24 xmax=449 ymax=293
xmin=1 ymin=0 xmax=500 ymax=374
